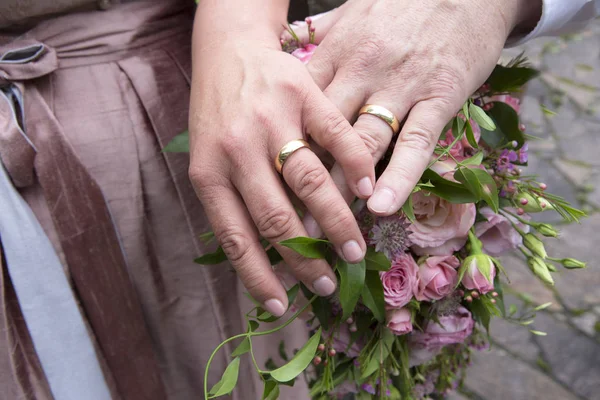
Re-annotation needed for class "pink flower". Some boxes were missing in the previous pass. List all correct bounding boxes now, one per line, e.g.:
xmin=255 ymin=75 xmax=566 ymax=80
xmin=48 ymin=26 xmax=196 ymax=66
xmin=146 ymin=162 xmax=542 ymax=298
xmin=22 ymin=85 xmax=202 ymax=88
xmin=490 ymin=95 xmax=520 ymax=113
xmin=474 ymin=207 xmax=529 ymax=256
xmin=437 ymin=130 xmax=465 ymax=159
xmin=409 ymin=192 xmax=476 ymax=256
xmin=291 ymin=43 xmax=317 ymax=64
xmin=416 ymin=256 xmax=460 ymax=301
xmin=386 ymin=307 xmax=413 ymax=335
xmin=323 ymin=323 xmax=362 ymax=358
xmin=409 ymin=306 xmax=474 ymax=351
xmin=461 ymin=255 xmax=496 ymax=294
xmin=380 ymin=253 xmax=419 ymax=308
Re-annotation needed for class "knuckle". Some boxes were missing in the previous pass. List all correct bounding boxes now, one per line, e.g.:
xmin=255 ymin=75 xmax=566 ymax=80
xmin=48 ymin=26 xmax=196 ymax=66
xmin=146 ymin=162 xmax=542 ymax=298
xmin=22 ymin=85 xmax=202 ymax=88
xmin=350 ymin=39 xmax=386 ymax=72
xmin=357 ymin=125 xmax=388 ymax=157
xmin=217 ymin=227 xmax=253 ymax=264
xmin=398 ymin=125 xmax=436 ymax=152
xmin=255 ymin=207 xmax=297 ymax=241
xmin=242 ymin=273 xmax=271 ymax=299
xmin=430 ymin=65 xmax=464 ymax=95
xmin=319 ymin=205 xmax=356 ymax=234
xmin=320 ymin=111 xmax=352 ymax=145
xmin=291 ymin=162 xmax=329 ymax=198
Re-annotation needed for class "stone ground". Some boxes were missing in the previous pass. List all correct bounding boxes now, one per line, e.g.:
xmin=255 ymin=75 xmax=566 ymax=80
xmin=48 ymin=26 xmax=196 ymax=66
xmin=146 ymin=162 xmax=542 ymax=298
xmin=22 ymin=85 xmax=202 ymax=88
xmin=453 ymin=22 xmax=600 ymax=400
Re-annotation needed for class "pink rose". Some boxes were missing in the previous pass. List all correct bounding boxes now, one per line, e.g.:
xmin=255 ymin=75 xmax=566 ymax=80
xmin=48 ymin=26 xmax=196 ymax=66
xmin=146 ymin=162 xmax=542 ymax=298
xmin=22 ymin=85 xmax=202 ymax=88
xmin=416 ymin=256 xmax=460 ymax=301
xmin=380 ymin=253 xmax=419 ymax=308
xmin=291 ymin=43 xmax=317 ymax=64
xmin=475 ymin=207 xmax=529 ymax=256
xmin=410 ymin=306 xmax=474 ymax=350
xmin=386 ymin=307 xmax=413 ymax=335
xmin=461 ymin=255 xmax=496 ymax=294
xmin=490 ymin=95 xmax=520 ymax=113
xmin=409 ymin=191 xmax=476 ymax=256
xmin=437 ymin=130 xmax=465 ymax=159
xmin=323 ymin=323 xmax=362 ymax=358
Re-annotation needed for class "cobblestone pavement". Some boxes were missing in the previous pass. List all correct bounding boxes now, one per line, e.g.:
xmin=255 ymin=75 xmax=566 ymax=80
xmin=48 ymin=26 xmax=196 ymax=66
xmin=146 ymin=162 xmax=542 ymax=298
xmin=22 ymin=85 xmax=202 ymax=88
xmin=454 ymin=22 xmax=600 ymax=400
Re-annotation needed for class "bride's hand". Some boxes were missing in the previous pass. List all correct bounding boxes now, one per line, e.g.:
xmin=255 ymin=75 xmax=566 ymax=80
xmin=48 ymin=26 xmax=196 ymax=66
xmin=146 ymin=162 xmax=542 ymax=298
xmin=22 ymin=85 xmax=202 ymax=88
xmin=286 ymin=0 xmax=541 ymax=227
xmin=189 ymin=8 xmax=376 ymax=317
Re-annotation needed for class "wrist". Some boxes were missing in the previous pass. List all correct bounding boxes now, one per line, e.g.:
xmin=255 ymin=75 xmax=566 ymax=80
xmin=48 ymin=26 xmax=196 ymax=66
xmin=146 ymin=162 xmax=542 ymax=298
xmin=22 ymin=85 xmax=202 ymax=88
xmin=194 ymin=1 xmax=286 ymax=51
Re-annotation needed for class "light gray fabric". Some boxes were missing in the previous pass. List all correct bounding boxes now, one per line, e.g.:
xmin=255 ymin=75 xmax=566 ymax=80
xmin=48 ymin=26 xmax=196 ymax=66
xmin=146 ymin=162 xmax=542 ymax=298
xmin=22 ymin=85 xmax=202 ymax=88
xmin=0 ymin=156 xmax=111 ymax=400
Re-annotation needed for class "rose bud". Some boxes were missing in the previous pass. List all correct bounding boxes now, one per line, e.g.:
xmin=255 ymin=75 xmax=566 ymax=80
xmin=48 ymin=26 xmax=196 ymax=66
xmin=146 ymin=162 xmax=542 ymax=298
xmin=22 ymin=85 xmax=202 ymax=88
xmin=528 ymin=257 xmax=554 ymax=286
xmin=386 ymin=307 xmax=413 ymax=336
xmin=460 ymin=254 xmax=496 ymax=294
xmin=560 ymin=258 xmax=588 ymax=269
xmin=523 ymin=233 xmax=547 ymax=259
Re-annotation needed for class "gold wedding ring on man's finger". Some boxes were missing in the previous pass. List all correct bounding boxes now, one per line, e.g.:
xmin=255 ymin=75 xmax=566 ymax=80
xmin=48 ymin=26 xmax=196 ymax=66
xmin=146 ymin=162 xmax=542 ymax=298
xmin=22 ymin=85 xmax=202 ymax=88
xmin=358 ymin=104 xmax=400 ymax=135
xmin=274 ymin=139 xmax=311 ymax=174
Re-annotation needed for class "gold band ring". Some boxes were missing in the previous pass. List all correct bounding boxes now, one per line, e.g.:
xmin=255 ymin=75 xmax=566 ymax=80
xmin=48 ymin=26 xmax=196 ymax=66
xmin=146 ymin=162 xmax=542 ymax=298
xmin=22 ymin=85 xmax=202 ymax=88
xmin=274 ymin=139 xmax=311 ymax=174
xmin=358 ymin=104 xmax=401 ymax=135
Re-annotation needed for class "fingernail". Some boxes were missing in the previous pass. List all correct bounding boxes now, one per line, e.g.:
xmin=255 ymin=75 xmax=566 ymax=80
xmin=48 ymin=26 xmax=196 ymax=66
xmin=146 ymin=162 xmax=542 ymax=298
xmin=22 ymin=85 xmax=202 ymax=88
xmin=303 ymin=213 xmax=322 ymax=238
xmin=357 ymin=177 xmax=374 ymax=197
xmin=313 ymin=276 xmax=336 ymax=296
xmin=264 ymin=299 xmax=286 ymax=317
xmin=342 ymin=240 xmax=364 ymax=263
xmin=368 ymin=187 xmax=396 ymax=214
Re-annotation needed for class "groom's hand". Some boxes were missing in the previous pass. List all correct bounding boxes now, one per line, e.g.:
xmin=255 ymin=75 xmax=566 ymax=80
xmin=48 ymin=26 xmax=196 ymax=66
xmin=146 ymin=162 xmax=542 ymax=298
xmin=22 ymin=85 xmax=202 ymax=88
xmin=295 ymin=0 xmax=541 ymax=221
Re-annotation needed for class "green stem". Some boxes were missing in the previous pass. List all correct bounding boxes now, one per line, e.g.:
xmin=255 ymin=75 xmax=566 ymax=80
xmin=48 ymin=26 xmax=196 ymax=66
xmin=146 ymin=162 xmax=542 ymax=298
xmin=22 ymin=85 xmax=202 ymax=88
xmin=427 ymin=116 xmax=466 ymax=169
xmin=203 ymin=332 xmax=248 ymax=399
xmin=204 ymin=294 xmax=319 ymax=399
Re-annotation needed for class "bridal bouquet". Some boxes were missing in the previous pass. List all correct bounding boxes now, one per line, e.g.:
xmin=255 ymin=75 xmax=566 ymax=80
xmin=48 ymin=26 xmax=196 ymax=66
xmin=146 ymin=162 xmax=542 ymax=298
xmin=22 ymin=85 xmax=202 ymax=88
xmin=191 ymin=22 xmax=588 ymax=400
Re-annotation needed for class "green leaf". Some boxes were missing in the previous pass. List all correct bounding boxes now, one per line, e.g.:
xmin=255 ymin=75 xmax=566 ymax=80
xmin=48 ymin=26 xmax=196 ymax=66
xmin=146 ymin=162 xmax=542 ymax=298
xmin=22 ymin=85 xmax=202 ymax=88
xmin=402 ymin=193 xmax=416 ymax=222
xmin=360 ymin=355 xmax=380 ymax=379
xmin=231 ymin=337 xmax=251 ymax=357
xmin=198 ymin=231 xmax=215 ymax=243
xmin=460 ymin=152 xmax=484 ymax=166
xmin=365 ymin=248 xmax=391 ymax=271
xmin=266 ymin=247 xmax=283 ymax=265
xmin=462 ymin=101 xmax=470 ymax=120
xmin=469 ymin=298 xmax=492 ymax=333
xmin=487 ymin=64 xmax=539 ymax=93
xmin=508 ymin=304 xmax=518 ymax=316
xmin=361 ymin=270 xmax=386 ymax=322
xmin=279 ymin=237 xmax=329 ymax=259
xmin=530 ymin=330 xmax=547 ymax=336
xmin=480 ymin=102 xmax=526 ymax=149
xmin=248 ymin=320 xmax=259 ymax=332
xmin=262 ymin=380 xmax=280 ymax=400
xmin=270 ymin=328 xmax=322 ymax=382
xmin=338 ymin=260 xmax=366 ymax=320
xmin=493 ymin=276 xmax=506 ymax=318
xmin=533 ymin=302 xmax=553 ymax=311
xmin=464 ymin=119 xmax=479 ymax=148
xmin=469 ymin=103 xmax=496 ymax=131
xmin=194 ymin=247 xmax=228 ymax=265
xmin=208 ymin=357 xmax=240 ymax=398
xmin=454 ymin=168 xmax=499 ymax=212
xmin=286 ymin=284 xmax=300 ymax=306
xmin=163 ymin=130 xmax=190 ymax=153
xmin=421 ymin=169 xmax=479 ymax=204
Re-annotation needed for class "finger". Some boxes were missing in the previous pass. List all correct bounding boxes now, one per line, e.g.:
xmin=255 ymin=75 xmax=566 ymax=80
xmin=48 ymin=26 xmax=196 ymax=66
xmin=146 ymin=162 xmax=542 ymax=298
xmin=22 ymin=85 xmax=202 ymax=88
xmin=302 ymin=96 xmax=409 ymax=237
xmin=232 ymin=160 xmax=339 ymax=298
xmin=303 ymin=90 xmax=375 ymax=199
xmin=320 ymin=76 xmax=366 ymax=122
xmin=368 ymin=99 xmax=456 ymax=216
xmin=280 ymin=146 xmax=367 ymax=263
xmin=192 ymin=182 xmax=289 ymax=317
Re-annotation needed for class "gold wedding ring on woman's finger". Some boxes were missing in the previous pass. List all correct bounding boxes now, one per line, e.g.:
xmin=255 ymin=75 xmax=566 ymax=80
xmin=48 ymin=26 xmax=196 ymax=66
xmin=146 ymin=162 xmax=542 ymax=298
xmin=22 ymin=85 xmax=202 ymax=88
xmin=359 ymin=104 xmax=400 ymax=135
xmin=275 ymin=139 xmax=312 ymax=174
